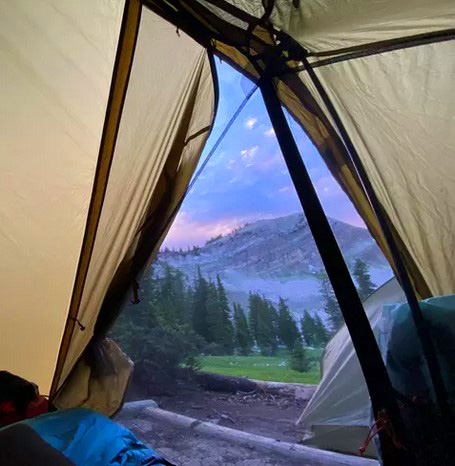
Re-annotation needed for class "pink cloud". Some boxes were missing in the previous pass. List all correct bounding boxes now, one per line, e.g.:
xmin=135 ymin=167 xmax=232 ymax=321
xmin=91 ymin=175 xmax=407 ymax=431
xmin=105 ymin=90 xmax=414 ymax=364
xmin=162 ymin=212 xmax=278 ymax=249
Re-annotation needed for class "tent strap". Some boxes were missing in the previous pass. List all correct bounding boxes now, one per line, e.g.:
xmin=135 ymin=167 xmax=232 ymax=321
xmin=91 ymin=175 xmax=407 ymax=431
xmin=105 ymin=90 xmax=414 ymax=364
xmin=259 ymin=74 xmax=413 ymax=466
xmin=301 ymin=56 xmax=452 ymax=426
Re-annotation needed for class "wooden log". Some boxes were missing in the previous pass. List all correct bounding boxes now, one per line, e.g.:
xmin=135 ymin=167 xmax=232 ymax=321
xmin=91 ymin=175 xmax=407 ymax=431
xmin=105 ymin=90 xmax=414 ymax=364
xmin=144 ymin=407 xmax=379 ymax=466
xmin=253 ymin=379 xmax=317 ymax=400
xmin=195 ymin=371 xmax=257 ymax=393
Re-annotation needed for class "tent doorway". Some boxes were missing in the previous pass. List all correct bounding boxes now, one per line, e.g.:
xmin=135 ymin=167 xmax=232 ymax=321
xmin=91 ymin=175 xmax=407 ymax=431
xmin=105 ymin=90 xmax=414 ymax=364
xmin=110 ymin=58 xmax=393 ymax=465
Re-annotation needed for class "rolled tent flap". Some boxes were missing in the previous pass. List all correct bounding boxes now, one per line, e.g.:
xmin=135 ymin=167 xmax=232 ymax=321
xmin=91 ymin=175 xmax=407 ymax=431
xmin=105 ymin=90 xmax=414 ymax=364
xmin=53 ymin=7 xmax=216 ymax=406
xmin=0 ymin=0 xmax=124 ymax=394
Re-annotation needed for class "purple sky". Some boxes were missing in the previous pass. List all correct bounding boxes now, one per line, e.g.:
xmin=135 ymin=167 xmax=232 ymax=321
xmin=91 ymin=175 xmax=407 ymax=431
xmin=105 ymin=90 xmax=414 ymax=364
xmin=163 ymin=60 xmax=365 ymax=249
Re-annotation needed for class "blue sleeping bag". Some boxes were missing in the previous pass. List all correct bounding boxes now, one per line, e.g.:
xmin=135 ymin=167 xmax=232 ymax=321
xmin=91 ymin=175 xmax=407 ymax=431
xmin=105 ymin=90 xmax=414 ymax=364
xmin=21 ymin=408 xmax=170 ymax=465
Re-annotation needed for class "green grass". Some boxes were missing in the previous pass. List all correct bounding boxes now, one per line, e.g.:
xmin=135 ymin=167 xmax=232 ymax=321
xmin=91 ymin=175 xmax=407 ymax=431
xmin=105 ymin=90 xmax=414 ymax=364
xmin=200 ymin=349 xmax=322 ymax=385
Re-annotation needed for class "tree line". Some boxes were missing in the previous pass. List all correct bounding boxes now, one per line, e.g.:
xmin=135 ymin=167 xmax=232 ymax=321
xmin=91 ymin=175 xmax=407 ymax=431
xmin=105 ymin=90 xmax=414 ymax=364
xmin=112 ymin=257 xmax=375 ymax=369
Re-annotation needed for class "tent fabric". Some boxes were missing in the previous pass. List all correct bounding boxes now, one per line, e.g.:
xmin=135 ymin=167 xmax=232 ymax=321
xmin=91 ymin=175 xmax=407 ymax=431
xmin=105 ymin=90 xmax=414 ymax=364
xmin=0 ymin=0 xmax=125 ymax=394
xmin=273 ymin=0 xmax=454 ymax=54
xmin=0 ymin=0 xmax=215 ymax=403
xmin=380 ymin=294 xmax=455 ymax=404
xmin=54 ymin=6 xmax=216 ymax=399
xmin=303 ymin=41 xmax=455 ymax=296
xmin=50 ymin=0 xmax=142 ymax=398
xmin=297 ymin=278 xmax=406 ymax=458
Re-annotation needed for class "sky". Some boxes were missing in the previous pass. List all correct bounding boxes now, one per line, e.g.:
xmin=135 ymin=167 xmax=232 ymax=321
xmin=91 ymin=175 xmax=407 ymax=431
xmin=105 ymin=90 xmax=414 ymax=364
xmin=163 ymin=59 xmax=365 ymax=249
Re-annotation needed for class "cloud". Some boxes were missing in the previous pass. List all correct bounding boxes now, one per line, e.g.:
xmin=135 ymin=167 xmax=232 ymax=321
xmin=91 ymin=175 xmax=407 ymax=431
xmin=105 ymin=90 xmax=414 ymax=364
xmin=226 ymin=159 xmax=236 ymax=170
xmin=278 ymin=185 xmax=291 ymax=193
xmin=263 ymin=127 xmax=275 ymax=137
xmin=254 ymin=152 xmax=282 ymax=172
xmin=162 ymin=212 xmax=277 ymax=249
xmin=240 ymin=145 xmax=259 ymax=159
xmin=244 ymin=116 xmax=258 ymax=130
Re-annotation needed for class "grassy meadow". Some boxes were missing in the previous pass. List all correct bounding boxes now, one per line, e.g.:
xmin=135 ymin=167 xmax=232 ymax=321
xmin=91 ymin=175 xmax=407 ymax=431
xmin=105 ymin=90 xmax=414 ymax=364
xmin=200 ymin=348 xmax=322 ymax=384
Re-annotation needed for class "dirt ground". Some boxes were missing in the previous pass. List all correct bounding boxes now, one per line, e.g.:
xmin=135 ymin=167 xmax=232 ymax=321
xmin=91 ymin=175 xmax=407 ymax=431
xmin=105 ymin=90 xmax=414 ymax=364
xmin=155 ymin=388 xmax=308 ymax=443
xmin=126 ymin=371 xmax=315 ymax=444
xmin=118 ymin=412 xmax=307 ymax=466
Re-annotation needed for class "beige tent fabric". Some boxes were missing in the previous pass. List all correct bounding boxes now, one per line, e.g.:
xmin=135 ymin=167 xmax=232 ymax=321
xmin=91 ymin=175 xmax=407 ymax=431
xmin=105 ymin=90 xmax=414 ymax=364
xmin=298 ymin=278 xmax=405 ymax=457
xmin=272 ymin=0 xmax=455 ymax=53
xmin=299 ymin=41 xmax=455 ymax=295
xmin=56 ymin=8 xmax=215 ymax=392
xmin=0 ymin=0 xmax=124 ymax=394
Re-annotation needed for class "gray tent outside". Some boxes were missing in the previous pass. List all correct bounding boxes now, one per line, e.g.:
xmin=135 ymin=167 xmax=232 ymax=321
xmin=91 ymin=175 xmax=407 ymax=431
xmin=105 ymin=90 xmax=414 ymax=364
xmin=297 ymin=278 xmax=406 ymax=458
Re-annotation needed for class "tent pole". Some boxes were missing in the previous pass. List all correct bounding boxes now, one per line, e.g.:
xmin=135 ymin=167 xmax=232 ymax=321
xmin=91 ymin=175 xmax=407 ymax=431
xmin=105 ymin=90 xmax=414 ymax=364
xmin=259 ymin=74 xmax=412 ymax=465
xmin=301 ymin=57 xmax=451 ymax=422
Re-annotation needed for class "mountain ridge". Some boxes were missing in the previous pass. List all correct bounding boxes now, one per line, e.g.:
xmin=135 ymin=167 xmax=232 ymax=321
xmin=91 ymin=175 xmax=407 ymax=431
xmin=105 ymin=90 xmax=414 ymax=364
xmin=154 ymin=212 xmax=393 ymax=318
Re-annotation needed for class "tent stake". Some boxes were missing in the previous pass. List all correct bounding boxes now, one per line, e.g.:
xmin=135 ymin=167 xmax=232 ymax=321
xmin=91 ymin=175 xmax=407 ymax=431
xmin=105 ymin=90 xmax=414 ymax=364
xmin=301 ymin=57 xmax=451 ymax=424
xmin=259 ymin=75 xmax=412 ymax=465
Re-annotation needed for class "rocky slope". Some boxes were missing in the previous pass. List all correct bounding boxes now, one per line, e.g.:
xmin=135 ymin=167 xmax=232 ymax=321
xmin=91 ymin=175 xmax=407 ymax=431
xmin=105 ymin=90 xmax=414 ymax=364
xmin=154 ymin=213 xmax=393 ymax=318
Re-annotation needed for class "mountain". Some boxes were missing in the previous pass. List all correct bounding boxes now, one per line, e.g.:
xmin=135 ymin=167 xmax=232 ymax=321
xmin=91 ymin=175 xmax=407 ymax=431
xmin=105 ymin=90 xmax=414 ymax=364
xmin=153 ymin=213 xmax=393 ymax=319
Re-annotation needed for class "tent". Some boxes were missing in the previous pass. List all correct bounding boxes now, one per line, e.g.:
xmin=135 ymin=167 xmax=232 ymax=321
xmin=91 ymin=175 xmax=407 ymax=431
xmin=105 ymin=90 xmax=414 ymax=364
xmin=297 ymin=278 xmax=406 ymax=458
xmin=1 ymin=0 xmax=454 ymax=462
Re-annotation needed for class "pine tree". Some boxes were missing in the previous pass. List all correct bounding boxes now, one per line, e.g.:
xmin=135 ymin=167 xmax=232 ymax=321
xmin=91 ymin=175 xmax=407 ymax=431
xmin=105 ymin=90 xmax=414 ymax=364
xmin=256 ymin=295 xmax=278 ymax=356
xmin=248 ymin=292 xmax=260 ymax=345
xmin=157 ymin=266 xmax=186 ymax=325
xmin=215 ymin=274 xmax=235 ymax=354
xmin=205 ymin=280 xmax=219 ymax=343
xmin=248 ymin=293 xmax=279 ymax=355
xmin=277 ymin=297 xmax=300 ymax=351
xmin=290 ymin=340 xmax=310 ymax=372
xmin=301 ymin=310 xmax=316 ymax=347
xmin=319 ymin=271 xmax=343 ymax=333
xmin=353 ymin=258 xmax=376 ymax=301
xmin=313 ymin=313 xmax=329 ymax=347
xmin=268 ymin=301 xmax=280 ymax=340
xmin=233 ymin=303 xmax=252 ymax=355
xmin=192 ymin=267 xmax=210 ymax=341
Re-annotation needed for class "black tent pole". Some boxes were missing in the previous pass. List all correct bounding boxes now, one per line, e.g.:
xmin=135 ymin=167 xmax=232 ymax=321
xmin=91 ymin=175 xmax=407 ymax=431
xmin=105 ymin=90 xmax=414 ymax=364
xmin=259 ymin=75 xmax=412 ymax=465
xmin=301 ymin=57 xmax=451 ymax=423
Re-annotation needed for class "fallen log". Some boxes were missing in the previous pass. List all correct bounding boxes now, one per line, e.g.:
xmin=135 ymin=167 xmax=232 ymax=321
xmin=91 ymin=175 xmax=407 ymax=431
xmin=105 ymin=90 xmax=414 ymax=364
xmin=195 ymin=371 xmax=257 ymax=393
xmin=253 ymin=379 xmax=317 ymax=401
xmin=144 ymin=406 xmax=379 ymax=466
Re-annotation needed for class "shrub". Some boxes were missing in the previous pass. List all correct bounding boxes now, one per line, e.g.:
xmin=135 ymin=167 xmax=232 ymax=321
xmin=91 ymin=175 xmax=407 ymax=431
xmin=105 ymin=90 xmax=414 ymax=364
xmin=114 ymin=323 xmax=204 ymax=376
xmin=290 ymin=340 xmax=310 ymax=372
xmin=202 ymin=342 xmax=225 ymax=356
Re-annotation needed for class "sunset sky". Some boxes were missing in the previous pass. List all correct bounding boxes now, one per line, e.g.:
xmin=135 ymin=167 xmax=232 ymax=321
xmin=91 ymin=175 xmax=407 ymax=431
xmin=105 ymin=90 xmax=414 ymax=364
xmin=163 ymin=60 xmax=365 ymax=249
